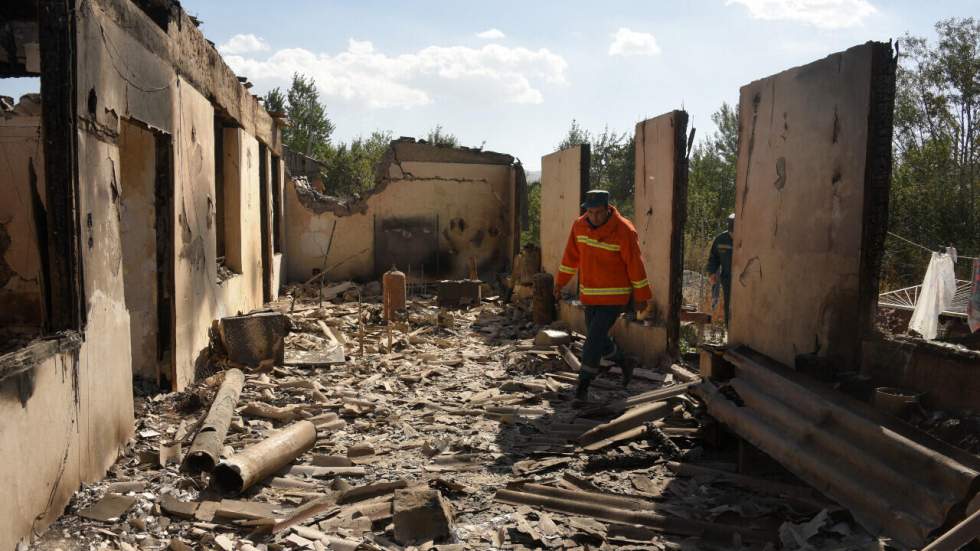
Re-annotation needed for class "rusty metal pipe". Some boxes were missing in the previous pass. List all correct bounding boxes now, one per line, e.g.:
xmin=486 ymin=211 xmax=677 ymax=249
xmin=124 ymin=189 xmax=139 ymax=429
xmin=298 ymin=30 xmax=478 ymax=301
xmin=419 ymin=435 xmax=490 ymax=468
xmin=185 ymin=368 xmax=245 ymax=473
xmin=212 ymin=420 xmax=317 ymax=495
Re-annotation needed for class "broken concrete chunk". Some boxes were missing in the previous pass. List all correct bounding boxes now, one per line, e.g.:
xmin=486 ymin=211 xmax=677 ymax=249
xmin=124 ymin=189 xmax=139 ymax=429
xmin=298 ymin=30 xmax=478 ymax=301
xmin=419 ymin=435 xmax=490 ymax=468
xmin=78 ymin=494 xmax=137 ymax=523
xmin=393 ymin=488 xmax=455 ymax=545
xmin=106 ymin=481 xmax=147 ymax=494
xmin=347 ymin=443 xmax=375 ymax=459
xmin=219 ymin=311 xmax=288 ymax=367
xmin=533 ymin=329 xmax=571 ymax=347
xmin=213 ymin=534 xmax=236 ymax=551
xmin=160 ymin=495 xmax=200 ymax=520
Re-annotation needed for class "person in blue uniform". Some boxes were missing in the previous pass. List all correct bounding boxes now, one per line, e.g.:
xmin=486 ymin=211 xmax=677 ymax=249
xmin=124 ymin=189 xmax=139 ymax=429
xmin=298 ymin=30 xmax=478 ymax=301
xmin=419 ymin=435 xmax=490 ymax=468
xmin=706 ymin=213 xmax=735 ymax=325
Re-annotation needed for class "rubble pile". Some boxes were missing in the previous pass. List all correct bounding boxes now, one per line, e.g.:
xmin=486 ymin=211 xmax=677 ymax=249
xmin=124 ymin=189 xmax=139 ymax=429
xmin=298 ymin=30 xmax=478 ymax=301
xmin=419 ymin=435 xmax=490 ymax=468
xmin=30 ymin=282 xmax=885 ymax=550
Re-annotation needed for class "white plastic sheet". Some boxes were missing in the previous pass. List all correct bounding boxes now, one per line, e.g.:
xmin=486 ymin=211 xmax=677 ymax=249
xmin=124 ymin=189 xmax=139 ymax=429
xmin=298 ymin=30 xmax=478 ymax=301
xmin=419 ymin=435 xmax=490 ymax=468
xmin=908 ymin=252 xmax=956 ymax=340
xmin=969 ymin=258 xmax=980 ymax=334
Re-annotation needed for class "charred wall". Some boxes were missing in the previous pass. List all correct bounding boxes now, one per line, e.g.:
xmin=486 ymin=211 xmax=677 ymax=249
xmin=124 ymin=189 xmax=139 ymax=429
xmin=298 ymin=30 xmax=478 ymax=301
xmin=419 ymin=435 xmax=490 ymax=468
xmin=285 ymin=140 xmax=521 ymax=283
xmin=634 ymin=111 xmax=689 ymax=358
xmin=0 ymin=0 xmax=284 ymax=547
xmin=728 ymin=41 xmax=895 ymax=372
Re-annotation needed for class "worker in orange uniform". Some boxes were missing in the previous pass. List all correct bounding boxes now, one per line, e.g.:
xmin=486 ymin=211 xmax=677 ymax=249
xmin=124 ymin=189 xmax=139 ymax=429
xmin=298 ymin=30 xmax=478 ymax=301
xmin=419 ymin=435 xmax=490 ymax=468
xmin=553 ymin=190 xmax=652 ymax=401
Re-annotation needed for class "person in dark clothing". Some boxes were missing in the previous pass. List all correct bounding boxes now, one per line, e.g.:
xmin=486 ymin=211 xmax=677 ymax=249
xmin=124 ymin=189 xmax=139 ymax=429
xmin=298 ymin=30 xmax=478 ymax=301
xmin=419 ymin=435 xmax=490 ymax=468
xmin=706 ymin=213 xmax=735 ymax=325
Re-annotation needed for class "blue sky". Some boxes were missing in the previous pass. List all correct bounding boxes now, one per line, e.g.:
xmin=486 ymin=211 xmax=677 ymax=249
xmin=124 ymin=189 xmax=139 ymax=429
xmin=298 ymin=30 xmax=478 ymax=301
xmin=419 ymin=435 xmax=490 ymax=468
xmin=2 ymin=1 xmax=976 ymax=171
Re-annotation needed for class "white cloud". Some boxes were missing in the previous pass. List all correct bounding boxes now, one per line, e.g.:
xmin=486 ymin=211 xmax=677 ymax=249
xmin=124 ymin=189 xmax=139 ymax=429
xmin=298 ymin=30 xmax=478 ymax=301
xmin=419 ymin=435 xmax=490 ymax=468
xmin=476 ymin=28 xmax=506 ymax=40
xmin=608 ymin=28 xmax=661 ymax=57
xmin=225 ymin=38 xmax=568 ymax=109
xmin=726 ymin=0 xmax=877 ymax=29
xmin=218 ymin=33 xmax=270 ymax=55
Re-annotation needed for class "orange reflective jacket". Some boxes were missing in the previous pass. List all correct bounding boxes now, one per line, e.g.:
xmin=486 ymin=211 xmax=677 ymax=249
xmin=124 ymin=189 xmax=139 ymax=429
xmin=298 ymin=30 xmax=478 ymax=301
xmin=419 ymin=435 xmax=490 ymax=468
xmin=554 ymin=206 xmax=652 ymax=306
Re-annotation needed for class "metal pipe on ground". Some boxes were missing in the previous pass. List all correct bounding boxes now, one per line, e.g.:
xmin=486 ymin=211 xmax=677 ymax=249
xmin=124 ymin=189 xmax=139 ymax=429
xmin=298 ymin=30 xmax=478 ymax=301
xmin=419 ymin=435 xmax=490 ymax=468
xmin=212 ymin=420 xmax=318 ymax=495
xmin=495 ymin=488 xmax=775 ymax=543
xmin=184 ymin=368 xmax=245 ymax=473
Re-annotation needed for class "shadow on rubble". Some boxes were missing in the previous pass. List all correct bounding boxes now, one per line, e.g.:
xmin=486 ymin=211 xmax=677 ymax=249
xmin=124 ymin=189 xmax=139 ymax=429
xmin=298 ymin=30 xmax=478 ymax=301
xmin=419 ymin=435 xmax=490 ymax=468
xmin=467 ymin=323 xmax=853 ymax=549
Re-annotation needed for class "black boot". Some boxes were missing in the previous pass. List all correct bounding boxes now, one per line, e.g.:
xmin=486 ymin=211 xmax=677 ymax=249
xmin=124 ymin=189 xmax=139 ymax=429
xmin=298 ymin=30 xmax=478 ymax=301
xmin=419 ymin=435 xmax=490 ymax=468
xmin=621 ymin=364 xmax=634 ymax=388
xmin=575 ymin=373 xmax=592 ymax=402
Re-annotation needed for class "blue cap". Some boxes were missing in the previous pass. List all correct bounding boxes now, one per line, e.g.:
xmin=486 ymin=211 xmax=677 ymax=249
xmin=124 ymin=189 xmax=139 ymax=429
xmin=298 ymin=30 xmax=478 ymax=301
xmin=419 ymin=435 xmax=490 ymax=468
xmin=581 ymin=189 xmax=610 ymax=209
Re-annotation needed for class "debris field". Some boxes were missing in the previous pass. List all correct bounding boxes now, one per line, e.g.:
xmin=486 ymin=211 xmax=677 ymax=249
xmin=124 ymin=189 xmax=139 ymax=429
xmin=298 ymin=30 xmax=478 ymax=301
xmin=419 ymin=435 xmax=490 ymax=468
xmin=30 ymin=282 xmax=894 ymax=551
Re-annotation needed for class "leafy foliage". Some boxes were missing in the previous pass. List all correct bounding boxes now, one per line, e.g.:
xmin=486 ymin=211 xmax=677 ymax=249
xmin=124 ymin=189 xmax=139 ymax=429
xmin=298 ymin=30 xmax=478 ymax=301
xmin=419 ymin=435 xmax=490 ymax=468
xmin=521 ymin=180 xmax=541 ymax=246
xmin=427 ymin=125 xmax=460 ymax=147
xmin=556 ymin=120 xmax=636 ymax=218
xmin=322 ymin=131 xmax=394 ymax=197
xmin=685 ymin=102 xmax=739 ymax=271
xmin=264 ymin=73 xmax=336 ymax=160
xmin=887 ymin=17 xmax=980 ymax=285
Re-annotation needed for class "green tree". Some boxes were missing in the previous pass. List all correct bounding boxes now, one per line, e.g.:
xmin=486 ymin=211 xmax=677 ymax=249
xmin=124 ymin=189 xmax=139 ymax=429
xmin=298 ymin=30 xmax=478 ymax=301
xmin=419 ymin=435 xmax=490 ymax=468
xmin=426 ymin=125 xmax=459 ymax=147
xmin=555 ymin=121 xmax=636 ymax=218
xmin=262 ymin=87 xmax=286 ymax=115
xmin=322 ymin=131 xmax=393 ymax=197
xmin=685 ymin=102 xmax=739 ymax=271
xmin=887 ymin=17 xmax=980 ymax=286
xmin=266 ymin=73 xmax=335 ymax=159
xmin=521 ymin=180 xmax=542 ymax=246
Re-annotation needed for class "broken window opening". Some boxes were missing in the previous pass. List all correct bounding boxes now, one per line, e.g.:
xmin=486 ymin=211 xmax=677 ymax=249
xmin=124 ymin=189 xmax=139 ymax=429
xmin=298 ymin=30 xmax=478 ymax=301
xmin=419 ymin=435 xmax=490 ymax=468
xmin=0 ymin=89 xmax=45 ymax=356
xmin=213 ymin=113 xmax=241 ymax=281
xmin=258 ymin=142 xmax=272 ymax=302
xmin=1 ymin=2 xmax=84 ymax=371
xmin=271 ymin=154 xmax=282 ymax=254
xmin=118 ymin=118 xmax=175 ymax=391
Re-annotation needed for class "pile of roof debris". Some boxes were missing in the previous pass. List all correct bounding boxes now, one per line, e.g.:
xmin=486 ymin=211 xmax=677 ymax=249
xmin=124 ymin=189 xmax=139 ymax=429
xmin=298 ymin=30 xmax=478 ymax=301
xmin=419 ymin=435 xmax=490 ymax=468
xmin=27 ymin=279 xmax=980 ymax=550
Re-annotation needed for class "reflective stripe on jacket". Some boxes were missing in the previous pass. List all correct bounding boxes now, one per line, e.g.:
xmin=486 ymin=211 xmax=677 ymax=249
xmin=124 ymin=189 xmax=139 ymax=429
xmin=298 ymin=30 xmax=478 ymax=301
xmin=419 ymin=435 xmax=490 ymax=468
xmin=554 ymin=206 xmax=652 ymax=306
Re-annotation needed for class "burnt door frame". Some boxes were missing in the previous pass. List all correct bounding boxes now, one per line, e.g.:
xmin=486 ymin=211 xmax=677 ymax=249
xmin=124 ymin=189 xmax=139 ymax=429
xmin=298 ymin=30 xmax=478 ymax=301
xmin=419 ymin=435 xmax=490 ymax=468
xmin=154 ymin=132 xmax=176 ymax=389
xmin=259 ymin=143 xmax=272 ymax=302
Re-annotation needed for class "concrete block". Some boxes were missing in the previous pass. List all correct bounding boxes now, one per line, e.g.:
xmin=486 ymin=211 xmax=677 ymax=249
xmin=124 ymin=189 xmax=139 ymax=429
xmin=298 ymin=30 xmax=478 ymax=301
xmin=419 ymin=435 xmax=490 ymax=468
xmin=534 ymin=329 xmax=571 ymax=347
xmin=393 ymin=488 xmax=454 ymax=544
xmin=436 ymin=280 xmax=481 ymax=308
xmin=219 ymin=311 xmax=288 ymax=367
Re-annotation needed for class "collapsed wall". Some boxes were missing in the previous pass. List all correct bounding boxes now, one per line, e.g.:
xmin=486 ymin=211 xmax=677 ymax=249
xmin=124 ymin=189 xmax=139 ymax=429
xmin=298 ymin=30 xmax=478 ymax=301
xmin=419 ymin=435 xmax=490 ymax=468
xmin=285 ymin=139 xmax=524 ymax=283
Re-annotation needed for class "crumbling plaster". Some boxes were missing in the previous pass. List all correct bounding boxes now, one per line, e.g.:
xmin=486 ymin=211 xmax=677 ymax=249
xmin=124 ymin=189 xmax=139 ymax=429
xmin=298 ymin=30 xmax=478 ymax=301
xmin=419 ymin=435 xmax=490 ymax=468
xmin=285 ymin=151 xmax=517 ymax=283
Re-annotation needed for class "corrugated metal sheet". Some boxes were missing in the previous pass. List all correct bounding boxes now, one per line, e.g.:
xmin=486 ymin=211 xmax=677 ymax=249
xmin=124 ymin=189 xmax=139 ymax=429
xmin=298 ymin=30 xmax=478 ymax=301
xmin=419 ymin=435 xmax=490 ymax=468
xmin=699 ymin=346 xmax=980 ymax=548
